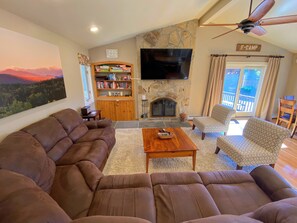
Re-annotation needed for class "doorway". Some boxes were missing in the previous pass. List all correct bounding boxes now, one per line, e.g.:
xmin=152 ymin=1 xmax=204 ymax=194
xmin=222 ymin=62 xmax=266 ymax=117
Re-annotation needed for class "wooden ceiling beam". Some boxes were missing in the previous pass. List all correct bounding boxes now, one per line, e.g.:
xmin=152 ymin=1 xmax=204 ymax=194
xmin=199 ymin=0 xmax=237 ymax=26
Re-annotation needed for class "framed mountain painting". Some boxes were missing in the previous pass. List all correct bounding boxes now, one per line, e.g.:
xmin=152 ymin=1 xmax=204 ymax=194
xmin=0 ymin=27 xmax=66 ymax=118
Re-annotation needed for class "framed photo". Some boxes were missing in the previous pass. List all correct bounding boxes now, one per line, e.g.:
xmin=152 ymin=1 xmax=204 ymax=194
xmin=0 ymin=27 xmax=66 ymax=118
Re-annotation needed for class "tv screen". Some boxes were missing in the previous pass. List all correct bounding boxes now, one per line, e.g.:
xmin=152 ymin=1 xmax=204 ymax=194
xmin=140 ymin=48 xmax=193 ymax=80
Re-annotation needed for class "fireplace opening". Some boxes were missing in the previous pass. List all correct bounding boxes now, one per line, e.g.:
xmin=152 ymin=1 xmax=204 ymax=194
xmin=151 ymin=98 xmax=176 ymax=117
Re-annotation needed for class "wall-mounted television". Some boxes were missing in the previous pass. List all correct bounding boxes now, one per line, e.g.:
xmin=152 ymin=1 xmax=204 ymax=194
xmin=140 ymin=48 xmax=193 ymax=80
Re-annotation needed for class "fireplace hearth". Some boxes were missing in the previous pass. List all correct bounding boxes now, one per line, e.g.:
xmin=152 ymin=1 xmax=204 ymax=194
xmin=151 ymin=98 xmax=176 ymax=117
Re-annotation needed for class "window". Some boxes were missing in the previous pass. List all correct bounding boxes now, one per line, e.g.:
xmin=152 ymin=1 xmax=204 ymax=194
xmin=222 ymin=62 xmax=266 ymax=116
xmin=80 ymin=64 xmax=94 ymax=106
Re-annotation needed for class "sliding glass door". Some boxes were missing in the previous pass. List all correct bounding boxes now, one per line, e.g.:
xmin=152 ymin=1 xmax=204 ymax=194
xmin=222 ymin=63 xmax=266 ymax=116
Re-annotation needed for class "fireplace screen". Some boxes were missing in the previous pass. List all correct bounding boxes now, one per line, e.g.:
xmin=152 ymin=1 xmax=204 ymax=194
xmin=151 ymin=98 xmax=176 ymax=117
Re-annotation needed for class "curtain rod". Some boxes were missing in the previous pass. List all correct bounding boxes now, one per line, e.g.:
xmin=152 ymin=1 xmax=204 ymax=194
xmin=211 ymin=54 xmax=284 ymax=58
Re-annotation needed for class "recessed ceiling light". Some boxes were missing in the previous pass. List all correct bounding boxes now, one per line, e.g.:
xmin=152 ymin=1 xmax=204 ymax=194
xmin=90 ymin=26 xmax=99 ymax=33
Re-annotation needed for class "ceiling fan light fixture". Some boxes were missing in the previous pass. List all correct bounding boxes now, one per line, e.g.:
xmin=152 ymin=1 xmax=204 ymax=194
xmin=240 ymin=22 xmax=255 ymax=34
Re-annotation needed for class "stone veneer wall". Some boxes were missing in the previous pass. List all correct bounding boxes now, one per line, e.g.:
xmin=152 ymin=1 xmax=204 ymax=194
xmin=135 ymin=19 xmax=197 ymax=119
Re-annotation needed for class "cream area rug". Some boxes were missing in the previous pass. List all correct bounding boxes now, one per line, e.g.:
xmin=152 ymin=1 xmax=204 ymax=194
xmin=103 ymin=122 xmax=256 ymax=175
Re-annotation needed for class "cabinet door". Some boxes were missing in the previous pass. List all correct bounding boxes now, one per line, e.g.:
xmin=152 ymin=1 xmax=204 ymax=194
xmin=96 ymin=100 xmax=116 ymax=120
xmin=115 ymin=100 xmax=135 ymax=121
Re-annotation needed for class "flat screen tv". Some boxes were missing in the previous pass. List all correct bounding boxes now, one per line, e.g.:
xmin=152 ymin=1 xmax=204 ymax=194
xmin=140 ymin=48 xmax=193 ymax=80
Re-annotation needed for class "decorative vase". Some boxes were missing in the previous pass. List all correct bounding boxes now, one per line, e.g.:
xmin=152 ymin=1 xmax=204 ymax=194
xmin=179 ymin=112 xmax=187 ymax=122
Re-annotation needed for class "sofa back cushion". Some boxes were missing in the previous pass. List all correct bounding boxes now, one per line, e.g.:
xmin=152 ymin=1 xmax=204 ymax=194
xmin=22 ymin=117 xmax=73 ymax=161
xmin=0 ymin=131 xmax=56 ymax=192
xmin=0 ymin=169 xmax=71 ymax=223
xmin=51 ymin=108 xmax=88 ymax=142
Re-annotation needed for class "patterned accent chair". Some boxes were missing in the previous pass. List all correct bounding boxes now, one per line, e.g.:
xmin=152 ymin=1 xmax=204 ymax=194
xmin=216 ymin=117 xmax=290 ymax=170
xmin=192 ymin=104 xmax=236 ymax=140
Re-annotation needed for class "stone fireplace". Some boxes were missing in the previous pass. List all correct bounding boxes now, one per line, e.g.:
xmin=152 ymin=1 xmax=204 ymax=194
xmin=135 ymin=19 xmax=197 ymax=119
xmin=151 ymin=98 xmax=177 ymax=117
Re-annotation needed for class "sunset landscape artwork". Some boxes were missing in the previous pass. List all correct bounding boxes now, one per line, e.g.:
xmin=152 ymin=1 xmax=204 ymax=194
xmin=0 ymin=27 xmax=66 ymax=118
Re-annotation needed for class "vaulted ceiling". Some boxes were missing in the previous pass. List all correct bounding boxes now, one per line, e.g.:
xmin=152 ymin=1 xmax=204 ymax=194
xmin=0 ymin=0 xmax=296 ymax=52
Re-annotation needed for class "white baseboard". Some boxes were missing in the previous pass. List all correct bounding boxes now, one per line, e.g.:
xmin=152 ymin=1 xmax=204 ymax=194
xmin=187 ymin=115 xmax=201 ymax=120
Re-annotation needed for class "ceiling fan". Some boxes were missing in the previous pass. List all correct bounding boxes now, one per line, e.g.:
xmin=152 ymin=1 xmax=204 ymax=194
xmin=201 ymin=0 xmax=297 ymax=39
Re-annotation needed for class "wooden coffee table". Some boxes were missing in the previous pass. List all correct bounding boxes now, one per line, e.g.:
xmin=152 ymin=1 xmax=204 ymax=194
xmin=142 ymin=127 xmax=198 ymax=173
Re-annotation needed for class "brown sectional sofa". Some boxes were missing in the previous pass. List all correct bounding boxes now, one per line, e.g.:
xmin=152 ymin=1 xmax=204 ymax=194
xmin=0 ymin=108 xmax=297 ymax=223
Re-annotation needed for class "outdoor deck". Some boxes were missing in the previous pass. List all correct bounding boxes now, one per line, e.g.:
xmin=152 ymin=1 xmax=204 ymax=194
xmin=222 ymin=91 xmax=255 ymax=113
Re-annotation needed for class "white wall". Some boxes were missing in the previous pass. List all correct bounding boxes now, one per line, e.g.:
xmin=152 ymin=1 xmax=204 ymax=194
xmin=286 ymin=54 xmax=297 ymax=96
xmin=0 ymin=9 xmax=88 ymax=141
xmin=89 ymin=38 xmax=138 ymax=74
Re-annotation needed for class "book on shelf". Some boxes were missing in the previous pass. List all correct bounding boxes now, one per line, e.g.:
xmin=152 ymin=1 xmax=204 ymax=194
xmin=95 ymin=64 xmax=131 ymax=73
xmin=97 ymin=81 xmax=104 ymax=89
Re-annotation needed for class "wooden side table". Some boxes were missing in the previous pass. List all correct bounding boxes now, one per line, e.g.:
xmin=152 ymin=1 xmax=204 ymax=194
xmin=81 ymin=110 xmax=101 ymax=121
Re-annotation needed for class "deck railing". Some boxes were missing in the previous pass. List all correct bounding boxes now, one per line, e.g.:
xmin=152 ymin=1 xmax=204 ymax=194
xmin=222 ymin=91 xmax=255 ymax=113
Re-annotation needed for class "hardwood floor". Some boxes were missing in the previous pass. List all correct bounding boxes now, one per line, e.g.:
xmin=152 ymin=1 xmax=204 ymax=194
xmin=276 ymin=136 xmax=297 ymax=188
xmin=189 ymin=119 xmax=297 ymax=188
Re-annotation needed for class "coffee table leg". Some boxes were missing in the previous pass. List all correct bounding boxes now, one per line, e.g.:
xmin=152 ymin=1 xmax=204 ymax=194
xmin=192 ymin=151 xmax=197 ymax=171
xmin=146 ymin=154 xmax=149 ymax=173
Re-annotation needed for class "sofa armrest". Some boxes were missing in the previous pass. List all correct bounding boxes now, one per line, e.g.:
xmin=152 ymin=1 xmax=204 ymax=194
xmin=84 ymin=119 xmax=112 ymax=129
xmin=71 ymin=216 xmax=152 ymax=223
xmin=182 ymin=215 xmax=261 ymax=223
xmin=247 ymin=197 xmax=297 ymax=223
xmin=76 ymin=161 xmax=104 ymax=191
xmin=250 ymin=165 xmax=297 ymax=201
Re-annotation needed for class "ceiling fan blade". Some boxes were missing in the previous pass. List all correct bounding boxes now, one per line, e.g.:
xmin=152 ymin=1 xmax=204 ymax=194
xmin=248 ymin=0 xmax=275 ymax=22
xmin=201 ymin=23 xmax=239 ymax=27
xmin=250 ymin=26 xmax=267 ymax=36
xmin=259 ymin=15 xmax=297 ymax=26
xmin=212 ymin=27 xmax=239 ymax=39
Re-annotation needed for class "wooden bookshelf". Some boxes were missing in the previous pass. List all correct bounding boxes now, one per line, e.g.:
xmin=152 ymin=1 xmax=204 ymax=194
xmin=91 ymin=61 xmax=135 ymax=121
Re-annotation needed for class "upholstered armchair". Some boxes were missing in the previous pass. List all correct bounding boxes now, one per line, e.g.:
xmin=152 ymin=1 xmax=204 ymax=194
xmin=192 ymin=104 xmax=236 ymax=140
xmin=216 ymin=117 xmax=290 ymax=170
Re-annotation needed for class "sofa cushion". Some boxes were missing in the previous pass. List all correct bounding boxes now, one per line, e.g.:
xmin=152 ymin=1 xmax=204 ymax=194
xmin=21 ymin=117 xmax=69 ymax=152
xmin=0 ymin=131 xmax=56 ymax=193
xmin=0 ymin=169 xmax=71 ymax=223
xmin=84 ymin=119 xmax=112 ymax=129
xmin=56 ymin=140 xmax=109 ymax=170
xmin=51 ymin=108 xmax=88 ymax=142
xmin=151 ymin=171 xmax=203 ymax=185
xmin=71 ymin=216 xmax=152 ymax=223
xmin=76 ymin=126 xmax=116 ymax=151
xmin=47 ymin=137 xmax=74 ymax=161
xmin=21 ymin=116 xmax=73 ymax=161
xmin=88 ymin=174 xmax=156 ymax=223
xmin=199 ymin=170 xmax=271 ymax=215
xmin=247 ymin=197 xmax=297 ymax=223
xmin=151 ymin=172 xmax=220 ymax=223
xmin=50 ymin=161 xmax=103 ymax=219
xmin=182 ymin=215 xmax=261 ymax=223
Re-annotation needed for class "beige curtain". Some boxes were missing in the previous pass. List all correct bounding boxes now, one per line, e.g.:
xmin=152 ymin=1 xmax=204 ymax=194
xmin=255 ymin=57 xmax=281 ymax=121
xmin=202 ymin=55 xmax=227 ymax=116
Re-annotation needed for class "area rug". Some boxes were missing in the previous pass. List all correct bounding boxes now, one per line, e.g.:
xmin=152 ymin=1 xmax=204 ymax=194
xmin=103 ymin=124 xmax=257 ymax=175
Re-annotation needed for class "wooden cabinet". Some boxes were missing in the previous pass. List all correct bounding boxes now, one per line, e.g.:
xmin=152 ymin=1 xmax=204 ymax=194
xmin=96 ymin=100 xmax=135 ymax=121
xmin=92 ymin=61 xmax=135 ymax=121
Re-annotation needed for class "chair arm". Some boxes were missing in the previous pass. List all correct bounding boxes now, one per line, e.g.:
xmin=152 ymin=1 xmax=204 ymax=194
xmin=84 ymin=119 xmax=112 ymax=129
xmin=250 ymin=165 xmax=297 ymax=201
xmin=71 ymin=216 xmax=152 ymax=223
